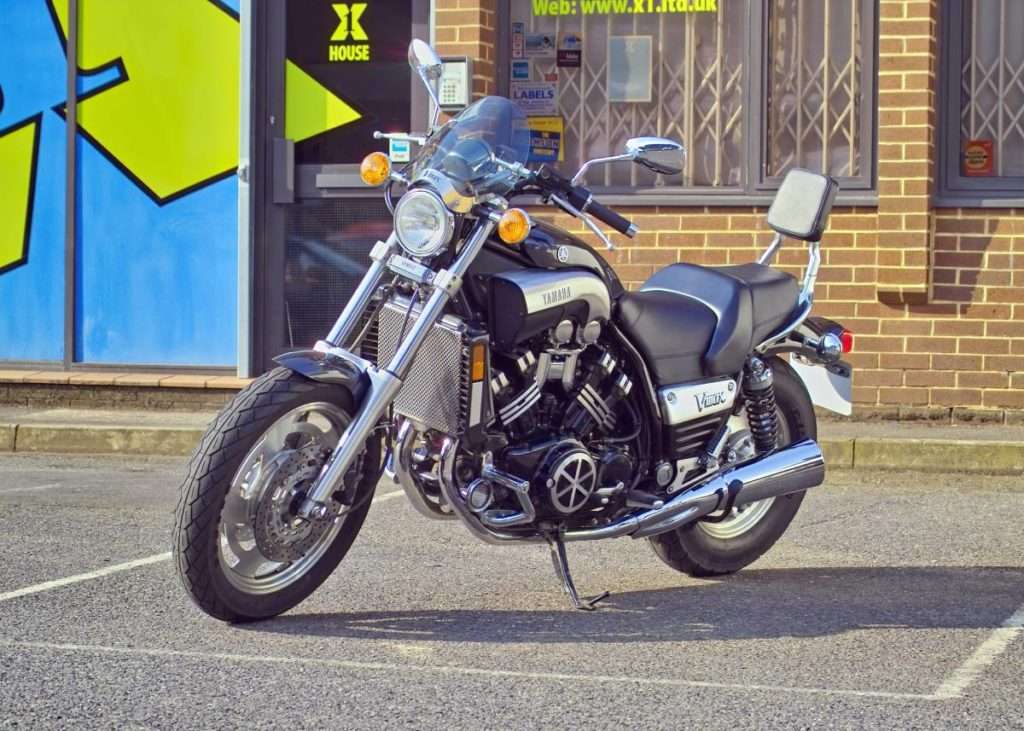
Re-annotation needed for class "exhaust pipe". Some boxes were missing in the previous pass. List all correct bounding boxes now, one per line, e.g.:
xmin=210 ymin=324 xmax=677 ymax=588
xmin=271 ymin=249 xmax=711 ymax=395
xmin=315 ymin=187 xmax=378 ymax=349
xmin=563 ymin=439 xmax=825 ymax=541
xmin=440 ymin=439 xmax=825 ymax=545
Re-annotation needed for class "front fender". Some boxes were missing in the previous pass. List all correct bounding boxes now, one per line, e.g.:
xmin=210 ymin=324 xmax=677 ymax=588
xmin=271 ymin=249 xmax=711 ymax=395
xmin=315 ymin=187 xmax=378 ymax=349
xmin=273 ymin=348 xmax=370 ymax=403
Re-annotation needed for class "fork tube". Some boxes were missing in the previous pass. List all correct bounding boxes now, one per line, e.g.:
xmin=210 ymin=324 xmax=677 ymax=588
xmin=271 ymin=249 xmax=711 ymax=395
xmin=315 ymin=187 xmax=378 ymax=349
xmin=299 ymin=218 xmax=496 ymax=517
xmin=325 ymin=233 xmax=398 ymax=347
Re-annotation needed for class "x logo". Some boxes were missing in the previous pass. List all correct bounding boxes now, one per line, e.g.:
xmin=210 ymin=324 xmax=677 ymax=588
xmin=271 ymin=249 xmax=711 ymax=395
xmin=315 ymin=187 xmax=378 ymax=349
xmin=332 ymin=3 xmax=368 ymax=42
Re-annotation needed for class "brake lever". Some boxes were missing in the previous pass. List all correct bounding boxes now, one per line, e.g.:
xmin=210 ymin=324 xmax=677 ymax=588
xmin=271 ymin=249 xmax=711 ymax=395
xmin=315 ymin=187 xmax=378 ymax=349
xmin=549 ymin=194 xmax=616 ymax=252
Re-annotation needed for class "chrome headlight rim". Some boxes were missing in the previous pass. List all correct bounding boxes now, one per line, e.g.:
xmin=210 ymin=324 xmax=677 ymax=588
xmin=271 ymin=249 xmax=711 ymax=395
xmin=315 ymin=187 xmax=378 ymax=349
xmin=393 ymin=188 xmax=456 ymax=259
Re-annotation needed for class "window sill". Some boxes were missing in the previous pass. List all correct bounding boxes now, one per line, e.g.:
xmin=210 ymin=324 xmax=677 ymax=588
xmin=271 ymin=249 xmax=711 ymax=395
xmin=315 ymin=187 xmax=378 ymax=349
xmin=933 ymin=195 xmax=1024 ymax=210
xmin=516 ymin=192 xmax=878 ymax=209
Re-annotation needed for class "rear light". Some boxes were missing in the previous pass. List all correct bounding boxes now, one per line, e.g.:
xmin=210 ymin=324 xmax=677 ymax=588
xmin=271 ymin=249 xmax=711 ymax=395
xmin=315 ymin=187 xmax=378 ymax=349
xmin=839 ymin=329 xmax=854 ymax=353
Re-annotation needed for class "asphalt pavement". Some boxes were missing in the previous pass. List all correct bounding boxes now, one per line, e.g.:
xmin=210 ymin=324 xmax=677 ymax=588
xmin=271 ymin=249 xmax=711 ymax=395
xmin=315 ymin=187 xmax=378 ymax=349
xmin=1 ymin=454 xmax=1023 ymax=729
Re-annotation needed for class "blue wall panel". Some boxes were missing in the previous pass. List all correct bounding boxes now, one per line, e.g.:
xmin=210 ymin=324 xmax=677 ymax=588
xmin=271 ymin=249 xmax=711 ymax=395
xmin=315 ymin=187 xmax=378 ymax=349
xmin=0 ymin=2 xmax=68 ymax=362
xmin=75 ymin=148 xmax=237 ymax=365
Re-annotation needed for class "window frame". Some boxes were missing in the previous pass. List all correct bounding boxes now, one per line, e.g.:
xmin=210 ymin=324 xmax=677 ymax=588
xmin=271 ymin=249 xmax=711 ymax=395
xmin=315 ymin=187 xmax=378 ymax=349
xmin=936 ymin=0 xmax=1024 ymax=207
xmin=496 ymin=0 xmax=878 ymax=207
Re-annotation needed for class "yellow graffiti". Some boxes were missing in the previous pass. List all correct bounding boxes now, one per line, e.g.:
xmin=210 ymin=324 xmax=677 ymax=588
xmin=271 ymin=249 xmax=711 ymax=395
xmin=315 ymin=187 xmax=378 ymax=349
xmin=0 ymin=117 xmax=38 ymax=272
xmin=51 ymin=0 xmax=361 ymax=202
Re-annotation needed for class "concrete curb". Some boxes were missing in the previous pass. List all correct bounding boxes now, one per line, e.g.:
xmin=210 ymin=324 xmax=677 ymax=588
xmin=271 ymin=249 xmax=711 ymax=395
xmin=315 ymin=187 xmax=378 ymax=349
xmin=1 ymin=422 xmax=1022 ymax=474
xmin=7 ymin=424 xmax=205 ymax=457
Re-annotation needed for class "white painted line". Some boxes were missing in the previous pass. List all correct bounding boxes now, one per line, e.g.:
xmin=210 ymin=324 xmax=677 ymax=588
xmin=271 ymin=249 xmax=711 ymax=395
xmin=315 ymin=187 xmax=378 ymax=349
xmin=0 ymin=553 xmax=173 ymax=603
xmin=0 ymin=490 xmax=405 ymax=604
xmin=0 ymin=482 xmax=63 ymax=495
xmin=932 ymin=601 xmax=1024 ymax=699
xmin=0 ymin=639 xmax=939 ymax=701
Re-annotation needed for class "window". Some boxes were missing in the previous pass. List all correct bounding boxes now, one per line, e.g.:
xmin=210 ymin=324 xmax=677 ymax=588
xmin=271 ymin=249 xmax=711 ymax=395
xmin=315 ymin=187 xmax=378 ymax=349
xmin=502 ymin=0 xmax=875 ymax=201
xmin=939 ymin=0 xmax=1024 ymax=201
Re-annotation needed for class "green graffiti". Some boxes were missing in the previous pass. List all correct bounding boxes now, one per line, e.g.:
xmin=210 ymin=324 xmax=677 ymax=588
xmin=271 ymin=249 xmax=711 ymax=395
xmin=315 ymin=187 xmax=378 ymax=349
xmin=0 ymin=115 xmax=40 ymax=274
xmin=50 ymin=0 xmax=361 ymax=203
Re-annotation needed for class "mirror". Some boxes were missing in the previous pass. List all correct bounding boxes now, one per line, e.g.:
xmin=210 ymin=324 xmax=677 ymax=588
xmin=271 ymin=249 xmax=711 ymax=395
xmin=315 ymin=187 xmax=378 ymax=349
xmin=409 ymin=39 xmax=444 ymax=130
xmin=625 ymin=137 xmax=684 ymax=176
xmin=408 ymin=39 xmax=443 ymax=81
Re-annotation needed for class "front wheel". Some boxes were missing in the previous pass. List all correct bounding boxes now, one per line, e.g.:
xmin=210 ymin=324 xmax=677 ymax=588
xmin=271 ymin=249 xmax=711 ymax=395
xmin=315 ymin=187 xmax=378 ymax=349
xmin=173 ymin=367 xmax=381 ymax=622
xmin=648 ymin=356 xmax=815 ymax=577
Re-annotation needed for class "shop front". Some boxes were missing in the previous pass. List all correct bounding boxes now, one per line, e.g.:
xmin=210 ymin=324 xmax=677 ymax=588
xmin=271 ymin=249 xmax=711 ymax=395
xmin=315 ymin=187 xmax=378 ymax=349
xmin=2 ymin=1 xmax=1023 ymax=420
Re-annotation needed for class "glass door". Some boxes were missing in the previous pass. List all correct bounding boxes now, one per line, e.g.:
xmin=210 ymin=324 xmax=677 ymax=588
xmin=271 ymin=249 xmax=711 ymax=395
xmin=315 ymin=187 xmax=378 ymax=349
xmin=252 ymin=0 xmax=428 ymax=369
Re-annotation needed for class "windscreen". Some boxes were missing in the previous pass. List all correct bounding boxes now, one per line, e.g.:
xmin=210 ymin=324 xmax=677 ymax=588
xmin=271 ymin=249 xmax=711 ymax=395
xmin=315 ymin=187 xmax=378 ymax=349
xmin=410 ymin=96 xmax=531 ymax=196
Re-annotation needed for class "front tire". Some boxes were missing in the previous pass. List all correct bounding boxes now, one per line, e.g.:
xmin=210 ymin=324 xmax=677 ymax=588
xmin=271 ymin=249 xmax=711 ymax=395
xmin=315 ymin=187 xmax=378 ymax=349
xmin=648 ymin=356 xmax=815 ymax=577
xmin=173 ymin=367 xmax=381 ymax=622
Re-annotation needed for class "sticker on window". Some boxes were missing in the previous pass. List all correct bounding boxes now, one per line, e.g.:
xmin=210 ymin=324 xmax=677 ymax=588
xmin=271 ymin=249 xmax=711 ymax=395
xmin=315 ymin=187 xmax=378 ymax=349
xmin=527 ymin=116 xmax=564 ymax=163
xmin=511 ymin=82 xmax=558 ymax=115
xmin=524 ymin=33 xmax=557 ymax=58
xmin=557 ymin=32 xmax=582 ymax=67
xmin=963 ymin=139 xmax=994 ymax=177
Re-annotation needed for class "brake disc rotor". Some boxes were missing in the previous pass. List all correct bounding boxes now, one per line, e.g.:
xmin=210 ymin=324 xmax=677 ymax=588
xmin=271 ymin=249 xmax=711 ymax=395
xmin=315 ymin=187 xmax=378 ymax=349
xmin=253 ymin=442 xmax=334 ymax=562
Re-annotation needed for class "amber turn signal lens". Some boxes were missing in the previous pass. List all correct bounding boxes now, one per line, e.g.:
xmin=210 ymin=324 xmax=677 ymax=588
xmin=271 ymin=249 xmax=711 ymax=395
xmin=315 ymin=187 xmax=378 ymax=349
xmin=498 ymin=208 xmax=532 ymax=244
xmin=359 ymin=152 xmax=391 ymax=186
xmin=470 ymin=343 xmax=486 ymax=382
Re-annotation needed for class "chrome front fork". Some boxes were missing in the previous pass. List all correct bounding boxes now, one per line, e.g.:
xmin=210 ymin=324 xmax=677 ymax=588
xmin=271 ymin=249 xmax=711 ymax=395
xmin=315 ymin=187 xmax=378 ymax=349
xmin=297 ymin=218 xmax=497 ymax=519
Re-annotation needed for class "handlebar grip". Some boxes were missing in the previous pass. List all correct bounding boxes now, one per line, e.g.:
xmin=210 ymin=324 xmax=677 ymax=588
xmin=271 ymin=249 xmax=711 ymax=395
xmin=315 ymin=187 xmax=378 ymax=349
xmin=584 ymin=198 xmax=637 ymax=238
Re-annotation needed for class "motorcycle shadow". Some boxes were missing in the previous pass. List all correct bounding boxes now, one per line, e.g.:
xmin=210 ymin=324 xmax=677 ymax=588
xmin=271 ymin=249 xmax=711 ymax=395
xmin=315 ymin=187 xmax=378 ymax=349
xmin=243 ymin=565 xmax=1024 ymax=643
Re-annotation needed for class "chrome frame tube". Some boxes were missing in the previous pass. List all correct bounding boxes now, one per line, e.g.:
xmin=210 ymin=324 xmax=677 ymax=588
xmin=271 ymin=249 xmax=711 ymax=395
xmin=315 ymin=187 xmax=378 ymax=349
xmin=300 ymin=219 xmax=496 ymax=517
xmin=326 ymin=234 xmax=398 ymax=347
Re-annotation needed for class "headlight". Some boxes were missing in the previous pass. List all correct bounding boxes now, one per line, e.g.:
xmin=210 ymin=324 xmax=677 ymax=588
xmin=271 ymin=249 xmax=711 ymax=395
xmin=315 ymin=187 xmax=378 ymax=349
xmin=394 ymin=189 xmax=455 ymax=258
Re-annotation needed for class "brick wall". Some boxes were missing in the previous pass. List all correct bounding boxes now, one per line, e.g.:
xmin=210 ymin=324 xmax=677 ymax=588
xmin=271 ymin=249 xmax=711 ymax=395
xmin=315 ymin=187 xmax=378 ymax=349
xmin=436 ymin=0 xmax=1024 ymax=423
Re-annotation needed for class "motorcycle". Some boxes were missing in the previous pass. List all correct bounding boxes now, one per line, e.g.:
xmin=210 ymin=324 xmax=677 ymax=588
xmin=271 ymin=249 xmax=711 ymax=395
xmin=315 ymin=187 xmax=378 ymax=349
xmin=173 ymin=40 xmax=853 ymax=621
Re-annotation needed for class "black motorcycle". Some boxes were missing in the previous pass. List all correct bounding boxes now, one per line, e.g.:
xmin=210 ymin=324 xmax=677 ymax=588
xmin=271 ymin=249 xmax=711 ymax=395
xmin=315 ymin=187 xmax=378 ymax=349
xmin=173 ymin=40 xmax=853 ymax=621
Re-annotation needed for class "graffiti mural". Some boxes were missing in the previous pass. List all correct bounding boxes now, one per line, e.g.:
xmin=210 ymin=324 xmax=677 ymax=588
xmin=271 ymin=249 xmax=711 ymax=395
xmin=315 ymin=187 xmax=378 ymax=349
xmin=0 ymin=0 xmax=362 ymax=365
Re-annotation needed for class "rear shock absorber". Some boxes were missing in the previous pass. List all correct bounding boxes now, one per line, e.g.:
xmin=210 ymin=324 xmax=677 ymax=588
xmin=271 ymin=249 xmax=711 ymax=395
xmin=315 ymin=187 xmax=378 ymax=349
xmin=744 ymin=356 xmax=779 ymax=454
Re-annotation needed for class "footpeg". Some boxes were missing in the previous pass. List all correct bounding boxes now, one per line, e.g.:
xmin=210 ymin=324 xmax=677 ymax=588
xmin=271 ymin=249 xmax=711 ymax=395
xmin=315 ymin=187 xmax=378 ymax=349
xmin=545 ymin=533 xmax=610 ymax=611
xmin=625 ymin=488 xmax=664 ymax=510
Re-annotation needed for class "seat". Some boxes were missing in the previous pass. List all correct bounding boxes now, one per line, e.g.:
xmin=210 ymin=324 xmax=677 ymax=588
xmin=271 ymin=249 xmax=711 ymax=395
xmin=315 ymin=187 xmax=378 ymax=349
xmin=615 ymin=263 xmax=799 ymax=384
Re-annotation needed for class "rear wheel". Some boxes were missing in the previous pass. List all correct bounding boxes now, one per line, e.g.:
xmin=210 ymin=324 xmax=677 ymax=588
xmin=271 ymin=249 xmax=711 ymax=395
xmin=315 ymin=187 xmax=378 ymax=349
xmin=173 ymin=367 xmax=381 ymax=622
xmin=648 ymin=356 xmax=815 ymax=577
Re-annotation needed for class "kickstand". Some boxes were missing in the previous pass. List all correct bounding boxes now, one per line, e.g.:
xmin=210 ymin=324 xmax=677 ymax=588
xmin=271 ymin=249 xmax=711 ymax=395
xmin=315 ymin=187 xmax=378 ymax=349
xmin=545 ymin=533 xmax=610 ymax=611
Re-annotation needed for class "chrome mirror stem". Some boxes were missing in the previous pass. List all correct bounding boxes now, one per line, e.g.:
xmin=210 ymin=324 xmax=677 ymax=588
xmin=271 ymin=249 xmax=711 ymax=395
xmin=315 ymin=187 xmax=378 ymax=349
xmin=570 ymin=153 xmax=635 ymax=186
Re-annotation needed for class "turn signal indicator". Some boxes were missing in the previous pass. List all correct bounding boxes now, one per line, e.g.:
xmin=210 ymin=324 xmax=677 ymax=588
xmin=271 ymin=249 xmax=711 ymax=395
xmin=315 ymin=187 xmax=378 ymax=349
xmin=498 ymin=208 xmax=532 ymax=244
xmin=360 ymin=152 xmax=391 ymax=186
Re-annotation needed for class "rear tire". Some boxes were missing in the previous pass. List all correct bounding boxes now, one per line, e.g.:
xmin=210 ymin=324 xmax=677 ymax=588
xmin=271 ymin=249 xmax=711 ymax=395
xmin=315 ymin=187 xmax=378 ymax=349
xmin=173 ymin=367 xmax=381 ymax=622
xmin=648 ymin=356 xmax=815 ymax=577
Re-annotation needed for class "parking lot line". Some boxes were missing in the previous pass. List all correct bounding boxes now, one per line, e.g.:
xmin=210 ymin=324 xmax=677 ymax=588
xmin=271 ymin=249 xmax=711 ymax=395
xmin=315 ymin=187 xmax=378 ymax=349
xmin=0 ymin=482 xmax=63 ymax=495
xmin=932 ymin=601 xmax=1024 ymax=699
xmin=0 ymin=553 xmax=173 ymax=603
xmin=0 ymin=489 xmax=406 ymax=604
xmin=0 ymin=638 xmax=940 ymax=702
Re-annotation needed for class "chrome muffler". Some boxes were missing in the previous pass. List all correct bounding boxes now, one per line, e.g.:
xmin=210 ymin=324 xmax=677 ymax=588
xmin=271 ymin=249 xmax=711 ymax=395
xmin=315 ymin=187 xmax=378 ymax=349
xmin=440 ymin=439 xmax=825 ymax=545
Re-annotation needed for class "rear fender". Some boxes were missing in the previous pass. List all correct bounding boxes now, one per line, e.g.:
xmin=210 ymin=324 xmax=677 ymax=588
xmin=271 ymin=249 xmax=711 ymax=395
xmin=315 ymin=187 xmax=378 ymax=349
xmin=273 ymin=347 xmax=371 ymax=403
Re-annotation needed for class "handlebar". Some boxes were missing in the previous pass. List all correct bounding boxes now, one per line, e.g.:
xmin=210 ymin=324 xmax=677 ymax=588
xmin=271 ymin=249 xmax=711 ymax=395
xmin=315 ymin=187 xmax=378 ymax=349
xmin=533 ymin=165 xmax=637 ymax=239
xmin=582 ymin=199 xmax=637 ymax=237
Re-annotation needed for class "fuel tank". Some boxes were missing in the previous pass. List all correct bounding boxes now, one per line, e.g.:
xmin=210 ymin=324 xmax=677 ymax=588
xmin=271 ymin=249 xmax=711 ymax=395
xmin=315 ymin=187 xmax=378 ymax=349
xmin=463 ymin=219 xmax=624 ymax=349
xmin=489 ymin=268 xmax=612 ymax=349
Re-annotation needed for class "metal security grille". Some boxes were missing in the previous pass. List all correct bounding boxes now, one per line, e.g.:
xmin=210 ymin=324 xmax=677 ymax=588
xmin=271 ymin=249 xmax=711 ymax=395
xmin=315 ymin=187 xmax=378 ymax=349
xmin=960 ymin=0 xmax=1024 ymax=177
xmin=766 ymin=0 xmax=862 ymax=178
xmin=283 ymin=198 xmax=391 ymax=349
xmin=515 ymin=3 xmax=746 ymax=188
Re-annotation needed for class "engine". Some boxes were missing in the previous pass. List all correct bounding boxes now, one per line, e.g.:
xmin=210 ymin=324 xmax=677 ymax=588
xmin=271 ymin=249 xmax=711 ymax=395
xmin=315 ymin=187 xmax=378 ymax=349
xmin=477 ymin=324 xmax=639 ymax=525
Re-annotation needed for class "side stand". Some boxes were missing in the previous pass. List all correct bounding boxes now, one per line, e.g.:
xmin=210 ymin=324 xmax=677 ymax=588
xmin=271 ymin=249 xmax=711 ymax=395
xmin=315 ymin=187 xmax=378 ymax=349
xmin=545 ymin=533 xmax=610 ymax=611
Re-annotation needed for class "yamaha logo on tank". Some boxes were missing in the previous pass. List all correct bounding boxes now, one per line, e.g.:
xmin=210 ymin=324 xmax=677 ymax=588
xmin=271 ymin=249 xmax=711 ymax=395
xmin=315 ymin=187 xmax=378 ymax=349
xmin=542 ymin=285 xmax=572 ymax=306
